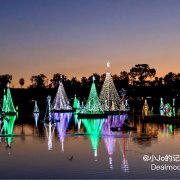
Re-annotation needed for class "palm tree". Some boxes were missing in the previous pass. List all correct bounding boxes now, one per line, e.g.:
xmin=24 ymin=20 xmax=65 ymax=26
xmin=19 ymin=78 xmax=25 ymax=88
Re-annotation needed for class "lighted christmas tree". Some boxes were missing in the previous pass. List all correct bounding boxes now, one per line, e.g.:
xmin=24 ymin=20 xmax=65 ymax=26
xmin=81 ymin=77 xmax=103 ymax=114
xmin=172 ymin=98 xmax=175 ymax=117
xmin=52 ymin=79 xmax=72 ymax=111
xmin=33 ymin=100 xmax=39 ymax=113
xmin=142 ymin=99 xmax=149 ymax=116
xmin=73 ymin=95 xmax=80 ymax=114
xmin=99 ymin=62 xmax=120 ymax=111
xmin=159 ymin=98 xmax=164 ymax=116
xmin=44 ymin=96 xmax=52 ymax=122
xmin=119 ymin=88 xmax=127 ymax=112
xmin=2 ymin=83 xmax=16 ymax=114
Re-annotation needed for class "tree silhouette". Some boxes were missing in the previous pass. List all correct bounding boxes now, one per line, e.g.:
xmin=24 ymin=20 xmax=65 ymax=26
xmin=129 ymin=64 xmax=156 ymax=85
xmin=50 ymin=73 xmax=67 ymax=88
xmin=164 ymin=72 xmax=176 ymax=85
xmin=30 ymin=74 xmax=47 ymax=88
xmin=0 ymin=74 xmax=12 ymax=88
xmin=19 ymin=78 xmax=25 ymax=88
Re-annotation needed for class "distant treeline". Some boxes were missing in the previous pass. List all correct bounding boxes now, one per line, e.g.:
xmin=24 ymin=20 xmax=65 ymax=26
xmin=0 ymin=64 xmax=180 ymax=102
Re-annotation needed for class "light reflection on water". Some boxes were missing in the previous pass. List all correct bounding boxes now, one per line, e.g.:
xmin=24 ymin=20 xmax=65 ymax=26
xmin=0 ymin=113 xmax=180 ymax=179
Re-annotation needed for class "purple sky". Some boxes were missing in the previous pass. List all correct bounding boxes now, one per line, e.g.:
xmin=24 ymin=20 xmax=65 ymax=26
xmin=0 ymin=0 xmax=180 ymax=87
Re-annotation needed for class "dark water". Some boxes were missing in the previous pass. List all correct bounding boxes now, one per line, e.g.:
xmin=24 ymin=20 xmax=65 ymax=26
xmin=0 ymin=113 xmax=180 ymax=179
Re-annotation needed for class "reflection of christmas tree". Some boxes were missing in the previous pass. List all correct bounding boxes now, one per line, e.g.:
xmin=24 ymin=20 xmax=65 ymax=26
xmin=74 ymin=113 xmax=81 ymax=132
xmin=53 ymin=113 xmax=72 ymax=152
xmin=102 ymin=118 xmax=116 ymax=169
xmin=82 ymin=77 xmax=103 ymax=114
xmin=99 ymin=62 xmax=120 ymax=111
xmin=111 ymin=114 xmax=126 ymax=128
xmin=34 ymin=113 xmax=39 ymax=127
xmin=2 ymin=84 xmax=16 ymax=114
xmin=82 ymin=119 xmax=104 ymax=160
xmin=44 ymin=122 xmax=55 ymax=150
xmin=52 ymin=81 xmax=72 ymax=111
xmin=120 ymin=138 xmax=129 ymax=173
xmin=1 ymin=115 xmax=16 ymax=136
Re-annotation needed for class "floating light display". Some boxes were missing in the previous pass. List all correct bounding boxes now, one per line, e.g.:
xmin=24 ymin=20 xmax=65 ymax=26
xmin=99 ymin=62 xmax=120 ymax=111
xmin=73 ymin=94 xmax=80 ymax=109
xmin=172 ymin=98 xmax=175 ymax=117
xmin=159 ymin=98 xmax=164 ymax=116
xmin=119 ymin=88 xmax=130 ymax=113
xmin=44 ymin=96 xmax=52 ymax=122
xmin=33 ymin=101 xmax=39 ymax=113
xmin=81 ymin=77 xmax=103 ymax=114
xmin=2 ymin=84 xmax=16 ymax=114
xmin=52 ymin=80 xmax=72 ymax=111
xmin=142 ymin=99 xmax=149 ymax=116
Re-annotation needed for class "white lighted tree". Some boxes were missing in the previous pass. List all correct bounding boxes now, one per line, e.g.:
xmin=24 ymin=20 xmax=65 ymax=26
xmin=52 ymin=80 xmax=72 ymax=111
xmin=99 ymin=62 xmax=120 ymax=111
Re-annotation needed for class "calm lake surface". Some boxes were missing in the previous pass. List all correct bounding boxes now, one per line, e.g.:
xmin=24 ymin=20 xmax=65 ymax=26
xmin=1 ymin=112 xmax=180 ymax=179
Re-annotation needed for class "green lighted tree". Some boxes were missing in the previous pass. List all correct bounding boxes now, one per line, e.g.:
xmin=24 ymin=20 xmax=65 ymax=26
xmin=81 ymin=77 xmax=103 ymax=114
xmin=2 ymin=84 xmax=16 ymax=114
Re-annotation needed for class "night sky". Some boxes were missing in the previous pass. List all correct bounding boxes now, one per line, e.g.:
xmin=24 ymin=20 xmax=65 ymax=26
xmin=1 ymin=0 xmax=180 ymax=87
